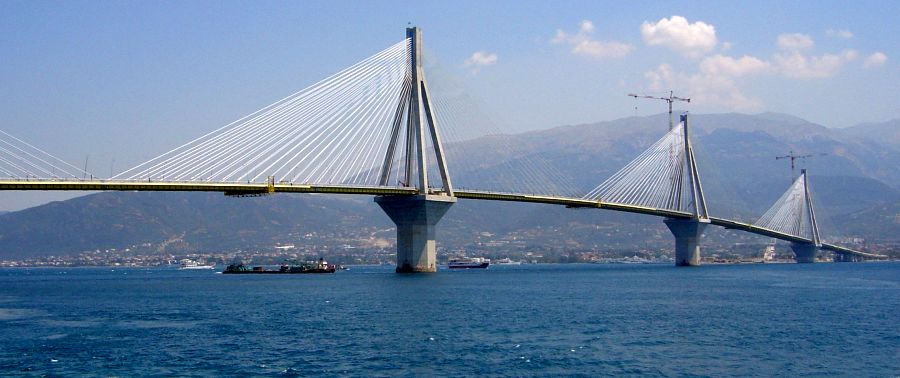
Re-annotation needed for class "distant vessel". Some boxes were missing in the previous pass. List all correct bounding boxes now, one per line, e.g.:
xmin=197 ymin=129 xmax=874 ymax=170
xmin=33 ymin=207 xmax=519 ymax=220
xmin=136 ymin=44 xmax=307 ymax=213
xmin=222 ymin=258 xmax=336 ymax=274
xmin=494 ymin=258 xmax=522 ymax=265
xmin=180 ymin=259 xmax=215 ymax=270
xmin=762 ymin=243 xmax=777 ymax=262
xmin=447 ymin=257 xmax=490 ymax=269
xmin=600 ymin=255 xmax=652 ymax=264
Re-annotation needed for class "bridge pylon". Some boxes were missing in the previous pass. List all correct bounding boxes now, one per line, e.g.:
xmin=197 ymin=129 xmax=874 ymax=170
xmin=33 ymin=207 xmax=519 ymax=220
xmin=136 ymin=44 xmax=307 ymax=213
xmin=664 ymin=113 xmax=710 ymax=266
xmin=789 ymin=170 xmax=821 ymax=263
xmin=375 ymin=27 xmax=456 ymax=273
xmin=584 ymin=112 xmax=710 ymax=266
xmin=755 ymin=169 xmax=822 ymax=263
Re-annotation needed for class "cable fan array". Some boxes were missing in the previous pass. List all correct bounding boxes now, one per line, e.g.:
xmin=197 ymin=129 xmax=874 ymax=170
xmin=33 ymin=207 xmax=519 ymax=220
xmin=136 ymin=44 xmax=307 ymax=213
xmin=754 ymin=172 xmax=815 ymax=240
xmin=582 ymin=122 xmax=695 ymax=213
xmin=0 ymin=129 xmax=93 ymax=180
xmin=114 ymin=39 xmax=411 ymax=185
xmin=422 ymin=66 xmax=580 ymax=197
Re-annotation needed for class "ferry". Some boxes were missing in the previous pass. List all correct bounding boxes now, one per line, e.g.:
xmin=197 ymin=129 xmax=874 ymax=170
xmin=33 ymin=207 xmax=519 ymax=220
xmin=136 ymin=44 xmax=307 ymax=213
xmin=179 ymin=259 xmax=215 ymax=270
xmin=447 ymin=257 xmax=490 ymax=269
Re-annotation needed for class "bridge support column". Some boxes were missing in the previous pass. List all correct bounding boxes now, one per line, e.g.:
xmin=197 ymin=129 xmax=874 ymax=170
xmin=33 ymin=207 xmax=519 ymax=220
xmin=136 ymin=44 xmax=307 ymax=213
xmin=790 ymin=242 xmax=818 ymax=263
xmin=664 ymin=218 xmax=708 ymax=266
xmin=375 ymin=195 xmax=456 ymax=273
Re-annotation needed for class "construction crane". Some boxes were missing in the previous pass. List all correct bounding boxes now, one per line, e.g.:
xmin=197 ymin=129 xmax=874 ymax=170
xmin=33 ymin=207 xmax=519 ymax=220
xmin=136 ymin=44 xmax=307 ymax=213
xmin=776 ymin=150 xmax=826 ymax=182
xmin=628 ymin=91 xmax=691 ymax=130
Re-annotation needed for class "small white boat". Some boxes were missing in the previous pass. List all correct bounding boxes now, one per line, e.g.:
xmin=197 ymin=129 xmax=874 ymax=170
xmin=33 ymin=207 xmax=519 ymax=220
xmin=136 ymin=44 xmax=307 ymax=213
xmin=494 ymin=258 xmax=522 ymax=265
xmin=179 ymin=259 xmax=215 ymax=270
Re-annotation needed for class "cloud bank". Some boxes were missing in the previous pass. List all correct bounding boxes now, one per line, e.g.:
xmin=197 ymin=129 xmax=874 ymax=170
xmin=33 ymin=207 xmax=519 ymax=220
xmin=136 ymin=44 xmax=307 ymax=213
xmin=552 ymin=20 xmax=632 ymax=59
xmin=863 ymin=52 xmax=887 ymax=68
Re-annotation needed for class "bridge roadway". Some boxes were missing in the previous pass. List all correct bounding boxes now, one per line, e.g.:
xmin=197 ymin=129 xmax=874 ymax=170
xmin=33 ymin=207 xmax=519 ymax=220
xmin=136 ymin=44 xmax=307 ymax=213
xmin=0 ymin=179 xmax=884 ymax=259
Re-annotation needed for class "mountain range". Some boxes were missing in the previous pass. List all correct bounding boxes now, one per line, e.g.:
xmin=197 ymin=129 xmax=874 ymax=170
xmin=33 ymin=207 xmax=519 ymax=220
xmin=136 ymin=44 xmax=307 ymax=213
xmin=0 ymin=112 xmax=897 ymax=259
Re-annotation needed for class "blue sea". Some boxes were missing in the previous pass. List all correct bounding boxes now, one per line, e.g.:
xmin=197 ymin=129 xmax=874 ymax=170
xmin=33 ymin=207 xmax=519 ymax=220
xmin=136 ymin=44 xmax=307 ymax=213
xmin=1 ymin=263 xmax=897 ymax=377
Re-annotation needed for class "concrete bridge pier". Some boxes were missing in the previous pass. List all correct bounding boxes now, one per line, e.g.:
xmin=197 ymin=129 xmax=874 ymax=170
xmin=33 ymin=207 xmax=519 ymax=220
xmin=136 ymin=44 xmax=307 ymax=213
xmin=375 ymin=195 xmax=456 ymax=273
xmin=664 ymin=218 xmax=708 ymax=266
xmin=790 ymin=242 xmax=818 ymax=263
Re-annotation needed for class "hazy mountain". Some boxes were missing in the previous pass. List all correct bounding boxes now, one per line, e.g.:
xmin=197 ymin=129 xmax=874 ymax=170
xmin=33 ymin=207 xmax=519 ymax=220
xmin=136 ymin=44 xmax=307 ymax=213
xmin=0 ymin=113 xmax=897 ymax=259
xmin=832 ymin=201 xmax=900 ymax=242
xmin=0 ymin=192 xmax=390 ymax=259
xmin=839 ymin=119 xmax=900 ymax=151
xmin=445 ymin=112 xmax=900 ymax=216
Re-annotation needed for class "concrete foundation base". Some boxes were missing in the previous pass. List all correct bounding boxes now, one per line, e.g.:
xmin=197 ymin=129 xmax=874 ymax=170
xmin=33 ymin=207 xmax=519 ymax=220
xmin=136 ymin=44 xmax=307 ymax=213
xmin=664 ymin=218 xmax=708 ymax=267
xmin=375 ymin=195 xmax=456 ymax=273
xmin=833 ymin=253 xmax=860 ymax=263
xmin=791 ymin=242 xmax=818 ymax=263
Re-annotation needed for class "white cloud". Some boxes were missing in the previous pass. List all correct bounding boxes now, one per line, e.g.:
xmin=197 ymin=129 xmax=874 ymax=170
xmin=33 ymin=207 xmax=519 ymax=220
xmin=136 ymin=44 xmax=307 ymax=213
xmin=465 ymin=51 xmax=498 ymax=67
xmin=571 ymin=39 xmax=633 ymax=58
xmin=641 ymin=49 xmax=856 ymax=111
xmin=863 ymin=52 xmax=887 ymax=68
xmin=773 ymin=49 xmax=857 ymax=79
xmin=641 ymin=16 xmax=717 ymax=57
xmin=825 ymin=29 xmax=853 ymax=39
xmin=638 ymin=25 xmax=870 ymax=112
xmin=644 ymin=63 xmax=762 ymax=111
xmin=641 ymin=54 xmax=770 ymax=111
xmin=776 ymin=33 xmax=814 ymax=50
xmin=552 ymin=20 xmax=633 ymax=59
xmin=700 ymin=54 xmax=771 ymax=77
xmin=463 ymin=51 xmax=497 ymax=74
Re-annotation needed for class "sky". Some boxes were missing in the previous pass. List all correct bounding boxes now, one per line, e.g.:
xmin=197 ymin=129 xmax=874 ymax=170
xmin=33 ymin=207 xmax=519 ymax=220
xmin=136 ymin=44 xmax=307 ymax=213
xmin=0 ymin=0 xmax=897 ymax=210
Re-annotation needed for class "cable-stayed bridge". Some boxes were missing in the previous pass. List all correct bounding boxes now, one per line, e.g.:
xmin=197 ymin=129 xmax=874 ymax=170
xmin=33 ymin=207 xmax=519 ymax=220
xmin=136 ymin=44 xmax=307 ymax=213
xmin=0 ymin=27 xmax=886 ymax=270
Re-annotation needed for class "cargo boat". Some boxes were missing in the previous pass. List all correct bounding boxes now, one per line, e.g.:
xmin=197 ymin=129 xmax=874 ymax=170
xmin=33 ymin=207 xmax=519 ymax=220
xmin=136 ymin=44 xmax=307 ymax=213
xmin=223 ymin=258 xmax=336 ymax=274
xmin=447 ymin=257 xmax=490 ymax=269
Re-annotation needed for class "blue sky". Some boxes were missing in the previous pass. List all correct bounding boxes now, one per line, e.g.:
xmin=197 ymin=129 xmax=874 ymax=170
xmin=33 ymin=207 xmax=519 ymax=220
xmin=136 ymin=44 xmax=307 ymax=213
xmin=0 ymin=0 xmax=897 ymax=209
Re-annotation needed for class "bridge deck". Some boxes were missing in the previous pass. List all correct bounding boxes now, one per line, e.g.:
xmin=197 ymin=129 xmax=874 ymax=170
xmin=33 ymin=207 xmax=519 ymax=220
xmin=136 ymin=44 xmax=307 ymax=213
xmin=0 ymin=180 xmax=418 ymax=195
xmin=0 ymin=180 xmax=883 ymax=259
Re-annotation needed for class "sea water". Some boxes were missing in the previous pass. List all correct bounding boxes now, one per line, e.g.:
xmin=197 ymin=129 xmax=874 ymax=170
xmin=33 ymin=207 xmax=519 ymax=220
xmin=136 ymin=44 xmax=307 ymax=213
xmin=1 ymin=263 xmax=897 ymax=376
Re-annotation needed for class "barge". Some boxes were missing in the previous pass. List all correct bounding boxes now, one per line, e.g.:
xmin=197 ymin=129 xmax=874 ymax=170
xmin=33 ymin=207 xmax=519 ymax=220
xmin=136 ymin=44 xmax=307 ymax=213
xmin=223 ymin=258 xmax=336 ymax=274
